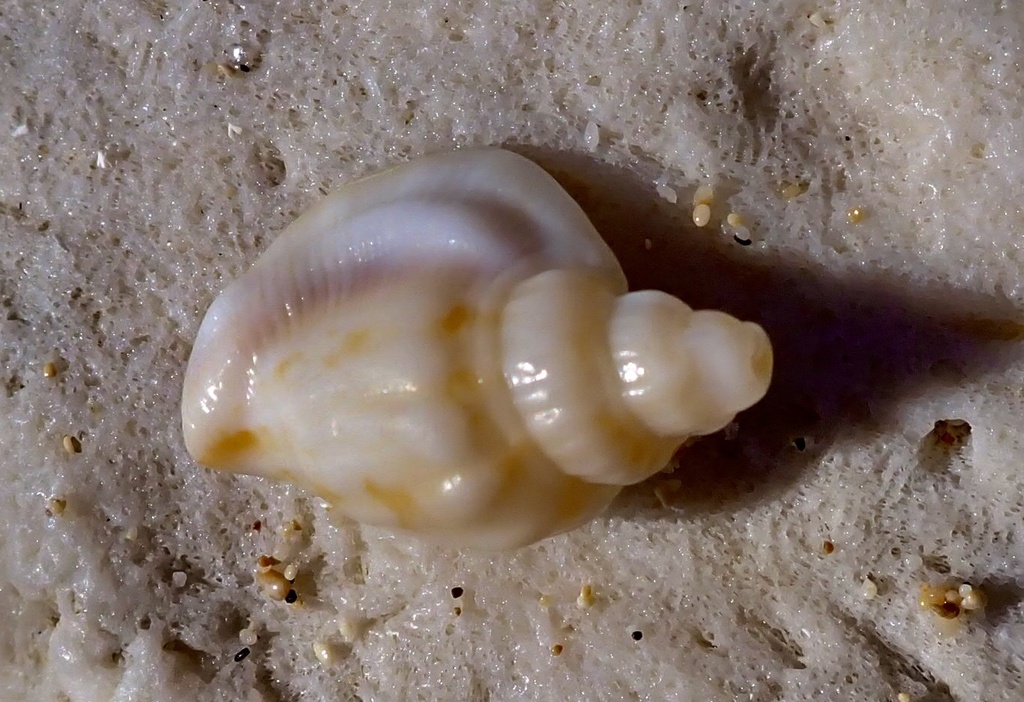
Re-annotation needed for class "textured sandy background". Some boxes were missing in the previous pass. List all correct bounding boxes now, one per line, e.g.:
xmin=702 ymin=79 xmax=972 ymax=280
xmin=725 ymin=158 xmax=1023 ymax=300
xmin=2 ymin=1 xmax=1024 ymax=700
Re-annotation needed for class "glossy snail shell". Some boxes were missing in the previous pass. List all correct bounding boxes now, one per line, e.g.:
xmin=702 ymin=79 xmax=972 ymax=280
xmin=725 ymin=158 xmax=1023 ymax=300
xmin=181 ymin=149 xmax=773 ymax=549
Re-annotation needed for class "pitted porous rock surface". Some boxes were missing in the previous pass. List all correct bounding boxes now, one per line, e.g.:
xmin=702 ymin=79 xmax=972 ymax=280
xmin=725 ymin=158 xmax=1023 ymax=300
xmin=1 ymin=1 xmax=1023 ymax=700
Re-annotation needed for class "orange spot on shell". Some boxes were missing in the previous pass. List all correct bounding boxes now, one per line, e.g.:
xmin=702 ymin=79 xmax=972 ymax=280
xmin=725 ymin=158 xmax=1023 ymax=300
xmin=325 ymin=328 xmax=373 ymax=367
xmin=437 ymin=305 xmax=473 ymax=336
xmin=200 ymin=429 xmax=259 ymax=466
xmin=275 ymin=353 xmax=301 ymax=380
xmin=342 ymin=328 xmax=372 ymax=353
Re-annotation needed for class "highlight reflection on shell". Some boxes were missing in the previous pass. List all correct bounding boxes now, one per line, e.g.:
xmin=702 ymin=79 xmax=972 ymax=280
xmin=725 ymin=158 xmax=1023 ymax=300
xmin=181 ymin=148 xmax=773 ymax=549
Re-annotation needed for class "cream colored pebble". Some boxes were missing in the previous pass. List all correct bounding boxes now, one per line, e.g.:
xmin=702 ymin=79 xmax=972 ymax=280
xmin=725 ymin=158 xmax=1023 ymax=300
xmin=256 ymin=568 xmax=290 ymax=601
xmin=583 ymin=121 xmax=599 ymax=151
xmin=962 ymin=591 xmax=984 ymax=610
xmin=780 ymin=181 xmax=806 ymax=199
xmin=337 ymin=616 xmax=359 ymax=642
xmin=45 ymin=497 xmax=67 ymax=516
xmin=692 ymin=203 xmax=711 ymax=227
xmin=960 ymin=584 xmax=985 ymax=611
xmin=272 ymin=520 xmax=304 ymax=561
xmin=313 ymin=640 xmax=336 ymax=665
xmin=577 ymin=584 xmax=595 ymax=608
xmin=860 ymin=577 xmax=878 ymax=600
xmin=256 ymin=555 xmax=280 ymax=571
xmin=692 ymin=184 xmax=714 ymax=206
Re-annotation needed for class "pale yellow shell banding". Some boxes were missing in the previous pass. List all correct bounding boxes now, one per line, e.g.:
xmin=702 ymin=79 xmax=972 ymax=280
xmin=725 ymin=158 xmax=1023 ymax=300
xmin=181 ymin=148 xmax=773 ymax=549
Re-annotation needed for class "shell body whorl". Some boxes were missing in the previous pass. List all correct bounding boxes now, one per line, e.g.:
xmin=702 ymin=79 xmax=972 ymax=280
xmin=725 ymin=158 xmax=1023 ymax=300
xmin=181 ymin=148 xmax=773 ymax=549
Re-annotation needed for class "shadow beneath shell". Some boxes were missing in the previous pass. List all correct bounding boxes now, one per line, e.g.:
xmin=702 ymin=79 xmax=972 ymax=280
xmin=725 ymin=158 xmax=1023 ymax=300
xmin=507 ymin=144 xmax=1024 ymax=515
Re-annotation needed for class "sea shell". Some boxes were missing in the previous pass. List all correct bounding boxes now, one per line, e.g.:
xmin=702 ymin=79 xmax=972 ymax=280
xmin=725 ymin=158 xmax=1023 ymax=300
xmin=181 ymin=148 xmax=773 ymax=549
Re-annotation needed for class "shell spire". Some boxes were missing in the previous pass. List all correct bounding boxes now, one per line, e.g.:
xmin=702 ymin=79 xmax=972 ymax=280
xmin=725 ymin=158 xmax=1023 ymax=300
xmin=501 ymin=270 xmax=772 ymax=485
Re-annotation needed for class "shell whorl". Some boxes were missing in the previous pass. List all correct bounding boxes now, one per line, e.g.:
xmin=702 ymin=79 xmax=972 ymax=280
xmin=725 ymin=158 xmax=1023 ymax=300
xmin=501 ymin=270 xmax=773 ymax=485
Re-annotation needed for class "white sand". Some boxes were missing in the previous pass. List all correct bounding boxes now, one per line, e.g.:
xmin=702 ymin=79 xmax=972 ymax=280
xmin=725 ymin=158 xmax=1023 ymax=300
xmin=1 ymin=1 xmax=1023 ymax=700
